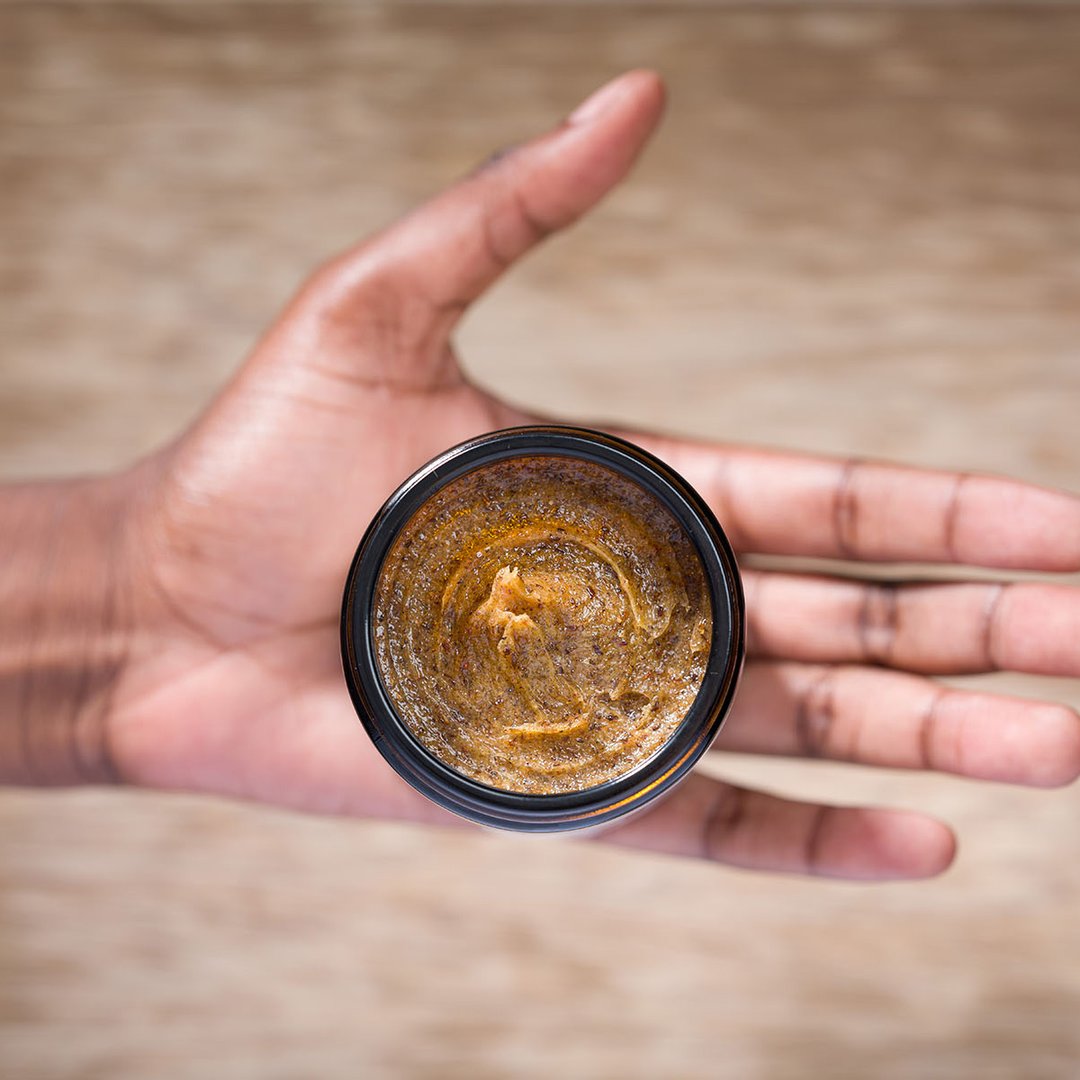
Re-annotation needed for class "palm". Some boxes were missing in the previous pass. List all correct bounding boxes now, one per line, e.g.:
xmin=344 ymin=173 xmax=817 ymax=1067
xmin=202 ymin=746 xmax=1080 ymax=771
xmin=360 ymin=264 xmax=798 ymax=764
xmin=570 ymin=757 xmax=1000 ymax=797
xmin=122 ymin=359 xmax=526 ymax=824
xmin=110 ymin=71 xmax=1080 ymax=880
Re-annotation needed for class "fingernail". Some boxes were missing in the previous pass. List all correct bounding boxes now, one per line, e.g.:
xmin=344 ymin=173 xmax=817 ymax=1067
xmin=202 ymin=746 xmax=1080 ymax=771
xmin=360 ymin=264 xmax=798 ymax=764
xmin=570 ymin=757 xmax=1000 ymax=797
xmin=568 ymin=75 xmax=628 ymax=125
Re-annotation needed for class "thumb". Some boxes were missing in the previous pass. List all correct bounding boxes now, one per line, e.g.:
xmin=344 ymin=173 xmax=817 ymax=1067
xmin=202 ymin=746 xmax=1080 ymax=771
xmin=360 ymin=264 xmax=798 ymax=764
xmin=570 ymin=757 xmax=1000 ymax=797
xmin=264 ymin=70 xmax=666 ymax=390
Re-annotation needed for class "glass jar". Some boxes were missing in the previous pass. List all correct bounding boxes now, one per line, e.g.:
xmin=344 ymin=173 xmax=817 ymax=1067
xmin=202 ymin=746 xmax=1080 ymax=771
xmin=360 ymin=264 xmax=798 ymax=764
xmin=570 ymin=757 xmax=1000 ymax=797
xmin=341 ymin=426 xmax=744 ymax=833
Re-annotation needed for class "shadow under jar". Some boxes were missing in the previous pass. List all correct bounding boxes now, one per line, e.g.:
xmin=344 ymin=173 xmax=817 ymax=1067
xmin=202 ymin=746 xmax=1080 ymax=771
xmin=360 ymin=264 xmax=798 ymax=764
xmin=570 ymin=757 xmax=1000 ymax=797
xmin=341 ymin=426 xmax=744 ymax=833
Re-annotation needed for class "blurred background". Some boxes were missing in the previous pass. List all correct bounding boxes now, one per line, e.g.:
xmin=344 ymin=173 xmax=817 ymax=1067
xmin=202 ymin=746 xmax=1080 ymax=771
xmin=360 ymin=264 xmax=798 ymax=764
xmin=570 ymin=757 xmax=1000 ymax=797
xmin=2 ymin=2 xmax=1079 ymax=1077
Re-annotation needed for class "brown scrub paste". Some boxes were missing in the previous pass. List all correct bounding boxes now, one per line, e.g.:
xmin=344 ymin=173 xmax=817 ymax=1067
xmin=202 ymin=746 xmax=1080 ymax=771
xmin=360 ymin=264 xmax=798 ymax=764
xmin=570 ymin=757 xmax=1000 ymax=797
xmin=373 ymin=455 xmax=713 ymax=795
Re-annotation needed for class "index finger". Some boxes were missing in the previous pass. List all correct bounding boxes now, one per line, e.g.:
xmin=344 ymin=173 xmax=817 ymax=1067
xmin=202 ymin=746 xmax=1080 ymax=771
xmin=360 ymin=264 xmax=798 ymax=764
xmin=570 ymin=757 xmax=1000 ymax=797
xmin=619 ymin=433 xmax=1080 ymax=571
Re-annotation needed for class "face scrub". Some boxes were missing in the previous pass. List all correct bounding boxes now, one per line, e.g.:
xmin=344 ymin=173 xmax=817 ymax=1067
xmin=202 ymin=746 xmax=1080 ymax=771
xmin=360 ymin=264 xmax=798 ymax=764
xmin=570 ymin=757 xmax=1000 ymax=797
xmin=373 ymin=455 xmax=713 ymax=795
xmin=342 ymin=427 xmax=743 ymax=832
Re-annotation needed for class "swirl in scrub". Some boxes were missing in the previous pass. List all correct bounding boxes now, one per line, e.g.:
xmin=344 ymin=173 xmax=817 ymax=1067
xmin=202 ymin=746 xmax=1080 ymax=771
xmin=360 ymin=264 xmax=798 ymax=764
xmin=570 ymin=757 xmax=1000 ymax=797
xmin=373 ymin=455 xmax=713 ymax=795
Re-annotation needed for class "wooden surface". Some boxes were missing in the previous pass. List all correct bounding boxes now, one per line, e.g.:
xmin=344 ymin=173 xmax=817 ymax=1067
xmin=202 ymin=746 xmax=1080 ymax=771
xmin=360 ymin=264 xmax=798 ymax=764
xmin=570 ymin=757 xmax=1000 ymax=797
xmin=2 ymin=4 xmax=1079 ymax=1078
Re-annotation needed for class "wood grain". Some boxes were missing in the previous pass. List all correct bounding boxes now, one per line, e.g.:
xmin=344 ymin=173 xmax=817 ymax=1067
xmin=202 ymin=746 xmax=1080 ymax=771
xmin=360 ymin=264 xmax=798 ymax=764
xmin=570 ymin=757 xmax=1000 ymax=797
xmin=2 ymin=5 xmax=1079 ymax=1078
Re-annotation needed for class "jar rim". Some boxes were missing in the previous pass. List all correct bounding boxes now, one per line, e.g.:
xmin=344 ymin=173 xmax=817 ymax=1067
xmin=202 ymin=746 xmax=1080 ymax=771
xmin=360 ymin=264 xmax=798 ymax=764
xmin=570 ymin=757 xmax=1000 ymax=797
xmin=340 ymin=425 xmax=745 ymax=832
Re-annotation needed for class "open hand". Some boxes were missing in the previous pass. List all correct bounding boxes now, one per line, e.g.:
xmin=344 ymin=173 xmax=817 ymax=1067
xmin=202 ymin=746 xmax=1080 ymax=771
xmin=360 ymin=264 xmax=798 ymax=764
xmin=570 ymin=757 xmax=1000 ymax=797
xmin=108 ymin=71 xmax=1080 ymax=880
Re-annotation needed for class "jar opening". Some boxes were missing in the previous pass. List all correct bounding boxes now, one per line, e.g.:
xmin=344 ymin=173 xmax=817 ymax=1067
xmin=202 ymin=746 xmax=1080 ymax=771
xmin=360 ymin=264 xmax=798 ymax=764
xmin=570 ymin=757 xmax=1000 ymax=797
xmin=372 ymin=452 xmax=714 ymax=797
xmin=341 ymin=427 xmax=744 ymax=831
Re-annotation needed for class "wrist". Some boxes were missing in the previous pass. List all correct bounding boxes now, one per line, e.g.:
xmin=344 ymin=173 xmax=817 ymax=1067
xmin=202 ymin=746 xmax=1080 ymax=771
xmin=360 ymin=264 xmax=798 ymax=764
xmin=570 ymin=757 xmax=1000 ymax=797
xmin=0 ymin=468 xmax=149 ymax=786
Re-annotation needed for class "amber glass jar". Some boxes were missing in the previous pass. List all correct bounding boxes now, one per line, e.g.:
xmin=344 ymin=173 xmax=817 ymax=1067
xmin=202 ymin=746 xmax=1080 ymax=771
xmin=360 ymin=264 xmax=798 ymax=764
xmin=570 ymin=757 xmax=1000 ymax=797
xmin=341 ymin=426 xmax=744 ymax=832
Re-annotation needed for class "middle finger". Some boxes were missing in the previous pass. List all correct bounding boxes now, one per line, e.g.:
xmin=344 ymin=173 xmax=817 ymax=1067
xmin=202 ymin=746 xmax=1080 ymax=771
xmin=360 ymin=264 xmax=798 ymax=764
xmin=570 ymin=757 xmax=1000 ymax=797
xmin=743 ymin=569 xmax=1080 ymax=676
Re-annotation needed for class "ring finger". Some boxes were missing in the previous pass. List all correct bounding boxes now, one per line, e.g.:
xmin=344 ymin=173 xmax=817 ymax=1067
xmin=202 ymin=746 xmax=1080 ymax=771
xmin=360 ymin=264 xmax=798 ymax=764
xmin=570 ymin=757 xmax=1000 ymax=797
xmin=715 ymin=660 xmax=1080 ymax=788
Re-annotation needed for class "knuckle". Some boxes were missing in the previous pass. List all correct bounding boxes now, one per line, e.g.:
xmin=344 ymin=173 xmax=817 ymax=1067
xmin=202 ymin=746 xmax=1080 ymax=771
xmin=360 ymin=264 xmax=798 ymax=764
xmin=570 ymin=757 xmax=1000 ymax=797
xmin=795 ymin=670 xmax=839 ymax=758
xmin=700 ymin=785 xmax=747 ymax=860
xmin=832 ymin=458 xmax=863 ymax=558
xmin=857 ymin=581 xmax=902 ymax=664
